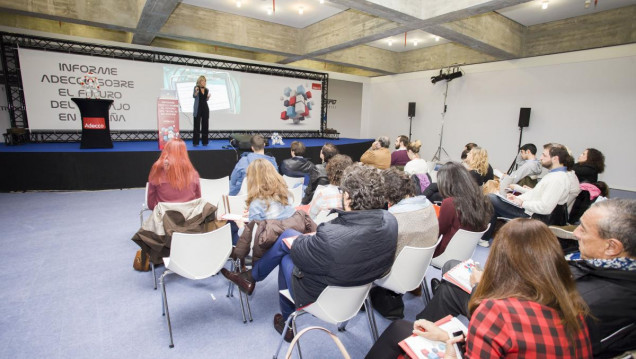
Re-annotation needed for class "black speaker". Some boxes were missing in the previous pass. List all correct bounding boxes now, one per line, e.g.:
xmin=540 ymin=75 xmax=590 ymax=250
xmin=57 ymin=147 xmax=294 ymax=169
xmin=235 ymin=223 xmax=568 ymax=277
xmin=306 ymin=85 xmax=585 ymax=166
xmin=408 ymin=102 xmax=416 ymax=117
xmin=518 ymin=108 xmax=531 ymax=128
xmin=230 ymin=134 xmax=253 ymax=150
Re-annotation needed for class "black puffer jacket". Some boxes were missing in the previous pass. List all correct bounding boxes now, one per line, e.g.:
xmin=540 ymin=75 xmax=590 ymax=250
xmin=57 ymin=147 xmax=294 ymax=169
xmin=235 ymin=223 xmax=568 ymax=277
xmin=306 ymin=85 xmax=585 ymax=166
xmin=570 ymin=260 xmax=636 ymax=358
xmin=290 ymin=209 xmax=398 ymax=309
xmin=302 ymin=163 xmax=328 ymax=204
xmin=280 ymin=156 xmax=315 ymax=179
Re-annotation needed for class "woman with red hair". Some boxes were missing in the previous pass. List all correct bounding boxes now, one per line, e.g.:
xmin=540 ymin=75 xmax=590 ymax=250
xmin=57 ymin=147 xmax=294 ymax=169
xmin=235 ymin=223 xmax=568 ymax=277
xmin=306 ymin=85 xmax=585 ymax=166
xmin=147 ymin=138 xmax=201 ymax=209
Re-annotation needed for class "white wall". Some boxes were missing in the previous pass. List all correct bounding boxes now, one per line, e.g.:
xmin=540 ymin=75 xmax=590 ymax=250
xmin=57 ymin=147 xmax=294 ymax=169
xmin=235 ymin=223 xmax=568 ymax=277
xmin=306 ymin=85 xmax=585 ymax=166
xmin=326 ymin=79 xmax=363 ymax=138
xmin=362 ymin=44 xmax=636 ymax=191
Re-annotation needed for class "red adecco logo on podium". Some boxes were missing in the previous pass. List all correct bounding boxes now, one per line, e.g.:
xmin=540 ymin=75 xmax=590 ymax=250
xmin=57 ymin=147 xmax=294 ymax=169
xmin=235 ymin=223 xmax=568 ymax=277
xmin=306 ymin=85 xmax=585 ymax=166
xmin=83 ymin=117 xmax=106 ymax=129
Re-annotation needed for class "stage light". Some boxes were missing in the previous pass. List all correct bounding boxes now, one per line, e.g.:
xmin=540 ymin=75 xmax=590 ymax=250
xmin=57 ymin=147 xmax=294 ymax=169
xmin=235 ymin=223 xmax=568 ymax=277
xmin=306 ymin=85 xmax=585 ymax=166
xmin=541 ymin=0 xmax=549 ymax=9
xmin=445 ymin=70 xmax=463 ymax=81
xmin=431 ymin=70 xmax=445 ymax=84
xmin=431 ymin=65 xmax=464 ymax=84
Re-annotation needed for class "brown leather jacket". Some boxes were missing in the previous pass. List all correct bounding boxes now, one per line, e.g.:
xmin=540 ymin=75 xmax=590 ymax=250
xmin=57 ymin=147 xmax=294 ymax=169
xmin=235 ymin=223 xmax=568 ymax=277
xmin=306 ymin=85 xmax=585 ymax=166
xmin=233 ymin=210 xmax=317 ymax=262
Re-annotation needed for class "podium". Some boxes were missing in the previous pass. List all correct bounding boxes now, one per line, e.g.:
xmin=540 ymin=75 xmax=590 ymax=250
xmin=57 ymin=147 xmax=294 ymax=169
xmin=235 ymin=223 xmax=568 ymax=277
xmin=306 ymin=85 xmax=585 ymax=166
xmin=71 ymin=98 xmax=114 ymax=149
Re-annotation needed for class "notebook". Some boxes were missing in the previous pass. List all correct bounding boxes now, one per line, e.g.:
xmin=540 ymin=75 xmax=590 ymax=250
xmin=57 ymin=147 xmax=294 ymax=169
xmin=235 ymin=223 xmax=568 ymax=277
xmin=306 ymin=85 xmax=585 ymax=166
xmin=399 ymin=315 xmax=468 ymax=359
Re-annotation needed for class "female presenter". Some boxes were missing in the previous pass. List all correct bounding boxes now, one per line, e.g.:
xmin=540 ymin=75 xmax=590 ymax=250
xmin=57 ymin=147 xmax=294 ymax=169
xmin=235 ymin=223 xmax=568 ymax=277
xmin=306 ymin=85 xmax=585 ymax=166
xmin=192 ymin=75 xmax=211 ymax=146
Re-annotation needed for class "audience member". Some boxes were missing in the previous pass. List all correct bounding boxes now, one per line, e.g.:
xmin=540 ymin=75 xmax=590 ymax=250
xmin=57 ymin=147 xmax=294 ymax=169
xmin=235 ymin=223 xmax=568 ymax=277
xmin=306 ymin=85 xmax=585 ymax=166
xmin=366 ymin=218 xmax=593 ymax=359
xmin=465 ymin=146 xmax=493 ymax=186
xmin=498 ymin=143 xmax=542 ymax=189
xmin=460 ymin=142 xmax=478 ymax=163
xmin=222 ymin=163 xmax=398 ymax=342
xmin=404 ymin=199 xmax=635 ymax=358
xmin=279 ymin=141 xmax=314 ymax=184
xmin=390 ymin=135 xmax=410 ymax=167
xmin=482 ymin=143 xmax=571 ymax=241
xmin=146 ymin=138 xmax=201 ymax=210
xmin=361 ymin=136 xmax=391 ymax=170
xmin=574 ymin=148 xmax=605 ymax=184
xmin=434 ymin=162 xmax=492 ymax=258
xmin=383 ymin=168 xmax=438 ymax=258
xmin=302 ymin=143 xmax=338 ymax=204
xmin=229 ymin=134 xmax=277 ymax=195
xmin=403 ymin=140 xmax=428 ymax=176
xmin=307 ymin=154 xmax=352 ymax=219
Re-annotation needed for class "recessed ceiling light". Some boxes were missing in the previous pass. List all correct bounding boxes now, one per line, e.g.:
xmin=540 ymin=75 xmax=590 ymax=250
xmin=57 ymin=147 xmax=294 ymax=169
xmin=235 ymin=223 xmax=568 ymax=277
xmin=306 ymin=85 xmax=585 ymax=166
xmin=413 ymin=41 xmax=418 ymax=46
xmin=388 ymin=39 xmax=393 ymax=46
xmin=320 ymin=0 xmax=325 ymax=3
xmin=236 ymin=1 xmax=241 ymax=8
xmin=267 ymin=7 xmax=272 ymax=15
xmin=435 ymin=36 xmax=440 ymax=42
xmin=541 ymin=0 xmax=549 ymax=10
xmin=299 ymin=6 xmax=304 ymax=14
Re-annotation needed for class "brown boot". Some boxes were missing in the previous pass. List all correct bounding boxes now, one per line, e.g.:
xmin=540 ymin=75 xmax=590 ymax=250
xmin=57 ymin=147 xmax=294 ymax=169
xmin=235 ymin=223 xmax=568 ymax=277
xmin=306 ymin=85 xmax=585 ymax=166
xmin=220 ymin=268 xmax=256 ymax=295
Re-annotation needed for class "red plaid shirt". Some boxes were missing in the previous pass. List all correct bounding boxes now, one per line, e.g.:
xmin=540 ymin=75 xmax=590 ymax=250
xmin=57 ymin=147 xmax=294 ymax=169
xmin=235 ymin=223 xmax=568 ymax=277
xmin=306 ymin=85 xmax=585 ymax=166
xmin=466 ymin=298 xmax=592 ymax=358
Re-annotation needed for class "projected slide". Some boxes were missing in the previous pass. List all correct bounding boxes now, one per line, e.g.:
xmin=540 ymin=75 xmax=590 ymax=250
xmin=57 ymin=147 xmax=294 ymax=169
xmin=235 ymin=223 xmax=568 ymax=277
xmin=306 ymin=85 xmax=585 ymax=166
xmin=18 ymin=48 xmax=324 ymax=132
xmin=163 ymin=65 xmax=240 ymax=114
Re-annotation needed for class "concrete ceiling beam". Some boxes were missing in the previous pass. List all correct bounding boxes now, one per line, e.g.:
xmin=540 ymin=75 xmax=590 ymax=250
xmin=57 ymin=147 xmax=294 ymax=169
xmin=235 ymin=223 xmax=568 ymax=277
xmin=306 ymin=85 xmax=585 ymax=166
xmin=132 ymin=0 xmax=181 ymax=45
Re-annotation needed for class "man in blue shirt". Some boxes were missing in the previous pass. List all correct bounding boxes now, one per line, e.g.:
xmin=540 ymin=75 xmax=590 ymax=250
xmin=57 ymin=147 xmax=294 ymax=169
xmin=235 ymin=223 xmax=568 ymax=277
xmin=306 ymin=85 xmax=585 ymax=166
xmin=229 ymin=135 xmax=278 ymax=195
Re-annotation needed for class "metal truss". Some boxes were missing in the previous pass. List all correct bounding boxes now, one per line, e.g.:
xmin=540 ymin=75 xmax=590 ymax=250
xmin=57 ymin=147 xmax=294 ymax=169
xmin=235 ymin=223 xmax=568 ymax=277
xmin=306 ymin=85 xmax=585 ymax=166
xmin=0 ymin=31 xmax=332 ymax=142
xmin=28 ymin=130 xmax=336 ymax=143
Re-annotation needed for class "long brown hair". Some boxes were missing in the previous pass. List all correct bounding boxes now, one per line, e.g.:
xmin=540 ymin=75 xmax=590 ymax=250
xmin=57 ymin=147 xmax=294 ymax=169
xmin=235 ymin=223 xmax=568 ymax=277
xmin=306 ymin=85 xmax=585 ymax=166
xmin=148 ymin=138 xmax=198 ymax=190
xmin=246 ymin=159 xmax=290 ymax=207
xmin=468 ymin=218 xmax=588 ymax=337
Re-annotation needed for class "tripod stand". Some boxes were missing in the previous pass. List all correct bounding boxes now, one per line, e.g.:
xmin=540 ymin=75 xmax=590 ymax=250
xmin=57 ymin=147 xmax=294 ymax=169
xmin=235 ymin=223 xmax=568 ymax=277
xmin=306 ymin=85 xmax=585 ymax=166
xmin=431 ymin=81 xmax=451 ymax=163
xmin=506 ymin=126 xmax=525 ymax=174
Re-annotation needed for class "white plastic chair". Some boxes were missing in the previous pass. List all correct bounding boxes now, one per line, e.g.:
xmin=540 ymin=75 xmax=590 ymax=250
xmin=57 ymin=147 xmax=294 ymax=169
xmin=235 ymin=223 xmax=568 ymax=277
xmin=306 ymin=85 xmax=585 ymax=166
xmin=159 ymin=224 xmax=233 ymax=348
xmin=273 ymin=284 xmax=375 ymax=359
xmin=238 ymin=178 xmax=248 ymax=195
xmin=314 ymin=210 xmax=338 ymax=225
xmin=430 ymin=224 xmax=490 ymax=268
xmin=200 ymin=176 xmax=229 ymax=208
xmin=139 ymin=182 xmax=151 ymax=226
xmin=290 ymin=186 xmax=303 ymax=207
xmin=139 ymin=182 xmax=158 ymax=290
xmin=283 ymin=175 xmax=304 ymax=189
xmin=221 ymin=194 xmax=248 ymax=217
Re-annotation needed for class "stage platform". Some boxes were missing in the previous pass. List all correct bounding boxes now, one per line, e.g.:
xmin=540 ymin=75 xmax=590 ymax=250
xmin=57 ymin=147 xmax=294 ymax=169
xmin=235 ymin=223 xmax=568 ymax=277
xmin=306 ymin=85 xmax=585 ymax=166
xmin=0 ymin=138 xmax=373 ymax=191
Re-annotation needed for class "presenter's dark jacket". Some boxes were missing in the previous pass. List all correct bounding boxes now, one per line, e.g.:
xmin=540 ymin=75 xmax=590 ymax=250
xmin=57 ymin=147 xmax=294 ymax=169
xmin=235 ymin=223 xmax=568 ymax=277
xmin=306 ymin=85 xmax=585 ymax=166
xmin=290 ymin=209 xmax=397 ymax=309
xmin=280 ymin=156 xmax=315 ymax=180
xmin=569 ymin=259 xmax=636 ymax=358
xmin=302 ymin=163 xmax=328 ymax=205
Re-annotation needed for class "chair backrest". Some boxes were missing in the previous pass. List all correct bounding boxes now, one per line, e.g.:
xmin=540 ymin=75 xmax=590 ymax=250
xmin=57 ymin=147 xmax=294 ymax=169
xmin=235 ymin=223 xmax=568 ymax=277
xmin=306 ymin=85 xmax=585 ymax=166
xmin=238 ymin=178 xmax=248 ymax=195
xmin=304 ymin=283 xmax=373 ymax=325
xmin=314 ymin=210 xmax=338 ymax=225
xmin=143 ymin=182 xmax=149 ymax=209
xmin=200 ymin=176 xmax=230 ymax=208
xmin=375 ymin=236 xmax=442 ymax=294
xmin=431 ymin=223 xmax=490 ymax=268
xmin=290 ymin=186 xmax=303 ymax=207
xmin=166 ymin=224 xmax=233 ymax=280
xmin=222 ymin=194 xmax=248 ymax=216
xmin=283 ymin=175 xmax=304 ymax=189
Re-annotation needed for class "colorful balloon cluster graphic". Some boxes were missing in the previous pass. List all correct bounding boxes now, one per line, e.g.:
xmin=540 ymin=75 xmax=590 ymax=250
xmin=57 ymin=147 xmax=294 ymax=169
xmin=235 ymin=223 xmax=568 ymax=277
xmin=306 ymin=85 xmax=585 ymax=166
xmin=280 ymin=85 xmax=314 ymax=124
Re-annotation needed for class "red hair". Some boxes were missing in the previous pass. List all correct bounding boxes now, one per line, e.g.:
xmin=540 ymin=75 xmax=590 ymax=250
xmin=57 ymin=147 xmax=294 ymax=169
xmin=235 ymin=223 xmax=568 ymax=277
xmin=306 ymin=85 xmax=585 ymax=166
xmin=148 ymin=138 xmax=198 ymax=190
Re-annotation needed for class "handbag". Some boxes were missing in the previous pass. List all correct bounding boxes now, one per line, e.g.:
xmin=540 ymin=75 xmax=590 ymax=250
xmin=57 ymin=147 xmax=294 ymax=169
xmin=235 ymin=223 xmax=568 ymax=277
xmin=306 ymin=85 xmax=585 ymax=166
xmin=285 ymin=326 xmax=350 ymax=359
xmin=133 ymin=250 xmax=150 ymax=271
xmin=369 ymin=286 xmax=404 ymax=320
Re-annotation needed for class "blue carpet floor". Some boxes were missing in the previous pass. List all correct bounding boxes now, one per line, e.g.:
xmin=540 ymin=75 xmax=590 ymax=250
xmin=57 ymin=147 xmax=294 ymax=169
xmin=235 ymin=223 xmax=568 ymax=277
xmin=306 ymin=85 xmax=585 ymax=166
xmin=0 ymin=189 xmax=489 ymax=358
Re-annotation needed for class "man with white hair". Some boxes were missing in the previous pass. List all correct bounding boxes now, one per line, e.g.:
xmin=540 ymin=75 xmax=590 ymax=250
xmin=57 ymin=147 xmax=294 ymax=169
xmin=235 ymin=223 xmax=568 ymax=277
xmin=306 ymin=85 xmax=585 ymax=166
xmin=360 ymin=136 xmax=391 ymax=169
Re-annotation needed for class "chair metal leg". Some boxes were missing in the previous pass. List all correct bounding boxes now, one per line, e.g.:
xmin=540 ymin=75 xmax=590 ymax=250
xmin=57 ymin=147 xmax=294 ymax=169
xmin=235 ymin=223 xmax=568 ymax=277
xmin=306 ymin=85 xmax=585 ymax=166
xmin=337 ymin=320 xmax=348 ymax=332
xmin=238 ymin=289 xmax=248 ymax=324
xmin=273 ymin=312 xmax=297 ymax=359
xmin=160 ymin=272 xmax=175 ymax=348
xmin=364 ymin=297 xmax=379 ymax=341
xmin=151 ymin=262 xmax=157 ymax=290
xmin=292 ymin=316 xmax=302 ymax=359
xmin=422 ymin=277 xmax=431 ymax=305
xmin=245 ymin=290 xmax=253 ymax=322
xmin=226 ymin=260 xmax=235 ymax=298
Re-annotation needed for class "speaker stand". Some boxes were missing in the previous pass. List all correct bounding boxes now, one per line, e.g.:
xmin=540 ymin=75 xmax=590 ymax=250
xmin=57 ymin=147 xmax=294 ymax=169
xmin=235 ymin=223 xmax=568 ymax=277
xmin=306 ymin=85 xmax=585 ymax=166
xmin=408 ymin=116 xmax=414 ymax=142
xmin=432 ymin=81 xmax=451 ymax=163
xmin=506 ymin=126 xmax=524 ymax=174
